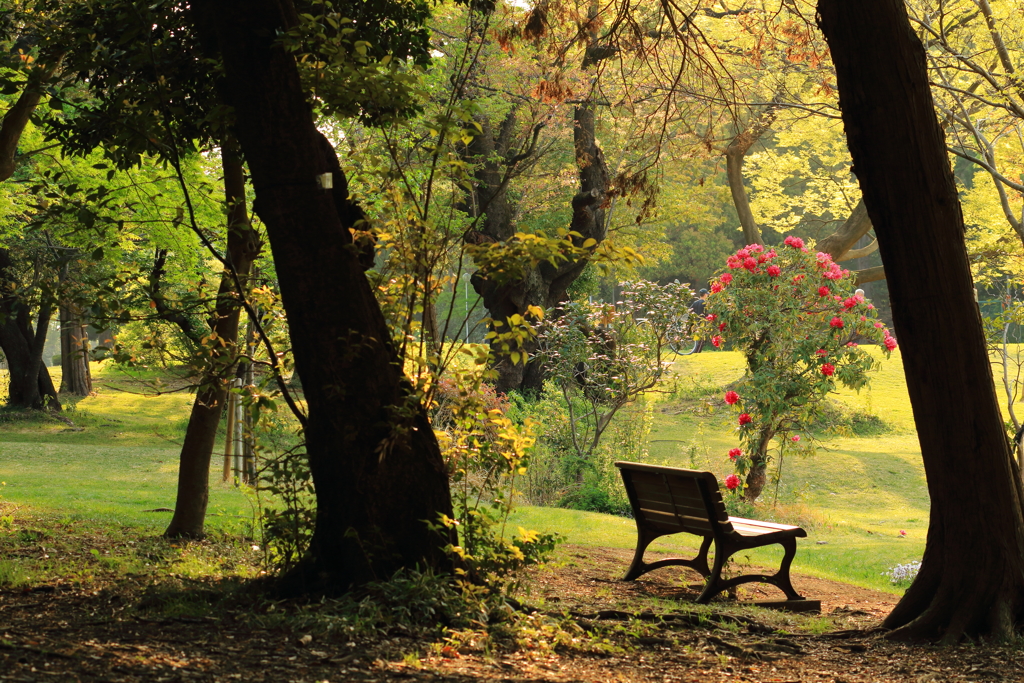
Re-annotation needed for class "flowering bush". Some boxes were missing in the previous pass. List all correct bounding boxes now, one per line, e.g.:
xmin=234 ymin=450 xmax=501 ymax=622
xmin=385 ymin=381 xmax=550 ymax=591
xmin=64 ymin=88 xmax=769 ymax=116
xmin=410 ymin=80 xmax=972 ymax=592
xmin=698 ymin=239 xmax=896 ymax=500
xmin=884 ymin=560 xmax=921 ymax=586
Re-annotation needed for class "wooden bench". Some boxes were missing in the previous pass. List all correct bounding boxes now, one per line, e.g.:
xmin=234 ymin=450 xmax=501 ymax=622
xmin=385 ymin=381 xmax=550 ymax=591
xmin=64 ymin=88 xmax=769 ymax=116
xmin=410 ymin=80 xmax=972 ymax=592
xmin=616 ymin=461 xmax=808 ymax=604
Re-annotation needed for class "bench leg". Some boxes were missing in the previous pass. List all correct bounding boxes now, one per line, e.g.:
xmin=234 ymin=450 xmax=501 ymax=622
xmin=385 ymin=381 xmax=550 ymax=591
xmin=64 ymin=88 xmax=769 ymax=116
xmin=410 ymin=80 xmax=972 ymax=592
xmin=623 ymin=527 xmax=659 ymax=581
xmin=695 ymin=539 xmax=729 ymax=604
xmin=692 ymin=534 xmax=713 ymax=577
xmin=773 ymin=537 xmax=803 ymax=600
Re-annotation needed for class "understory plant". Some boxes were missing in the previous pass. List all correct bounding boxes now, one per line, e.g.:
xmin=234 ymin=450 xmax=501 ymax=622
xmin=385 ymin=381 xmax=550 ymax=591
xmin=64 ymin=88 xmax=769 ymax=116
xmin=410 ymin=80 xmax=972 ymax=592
xmin=528 ymin=280 xmax=689 ymax=510
xmin=430 ymin=353 xmax=559 ymax=595
xmin=699 ymin=237 xmax=897 ymax=501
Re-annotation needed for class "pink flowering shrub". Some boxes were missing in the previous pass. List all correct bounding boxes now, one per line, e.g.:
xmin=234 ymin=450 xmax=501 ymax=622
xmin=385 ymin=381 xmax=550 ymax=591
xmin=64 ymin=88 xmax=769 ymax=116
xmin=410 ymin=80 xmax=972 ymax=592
xmin=698 ymin=239 xmax=896 ymax=501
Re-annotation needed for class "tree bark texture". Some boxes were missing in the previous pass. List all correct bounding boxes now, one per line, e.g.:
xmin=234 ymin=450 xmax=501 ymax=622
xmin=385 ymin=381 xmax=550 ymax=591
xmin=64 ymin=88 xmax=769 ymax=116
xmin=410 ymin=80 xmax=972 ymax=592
xmin=469 ymin=46 xmax=610 ymax=395
xmin=58 ymin=304 xmax=92 ymax=396
xmin=195 ymin=0 xmax=454 ymax=590
xmin=164 ymin=142 xmax=260 ymax=540
xmin=725 ymin=104 xmax=779 ymax=247
xmin=819 ymin=0 xmax=1024 ymax=642
xmin=0 ymin=249 xmax=60 ymax=411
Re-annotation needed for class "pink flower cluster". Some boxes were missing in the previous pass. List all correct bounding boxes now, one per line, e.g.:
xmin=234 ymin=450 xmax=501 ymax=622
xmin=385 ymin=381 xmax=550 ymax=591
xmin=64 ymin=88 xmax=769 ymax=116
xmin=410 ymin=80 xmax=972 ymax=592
xmin=725 ymin=244 xmax=779 ymax=274
xmin=830 ymin=317 xmax=844 ymax=329
xmin=725 ymin=474 xmax=741 ymax=490
xmin=711 ymin=335 xmax=723 ymax=348
xmin=724 ymin=390 xmax=740 ymax=405
xmin=821 ymin=363 xmax=835 ymax=377
xmin=729 ymin=447 xmax=743 ymax=461
xmin=884 ymin=333 xmax=898 ymax=351
xmin=783 ymin=236 xmax=804 ymax=249
xmin=738 ymin=413 xmax=752 ymax=425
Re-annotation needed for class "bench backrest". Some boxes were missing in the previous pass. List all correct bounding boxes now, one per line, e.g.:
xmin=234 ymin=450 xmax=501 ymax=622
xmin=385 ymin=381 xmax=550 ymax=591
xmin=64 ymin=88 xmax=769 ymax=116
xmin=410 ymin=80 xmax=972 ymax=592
xmin=615 ymin=461 xmax=734 ymax=537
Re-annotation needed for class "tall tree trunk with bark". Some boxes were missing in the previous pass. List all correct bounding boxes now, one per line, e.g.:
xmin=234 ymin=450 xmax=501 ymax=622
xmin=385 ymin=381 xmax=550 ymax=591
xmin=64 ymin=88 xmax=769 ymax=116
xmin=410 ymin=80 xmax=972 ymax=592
xmin=194 ymin=0 xmax=454 ymax=591
xmin=0 ymin=249 xmax=60 ymax=411
xmin=469 ymin=13 xmax=611 ymax=395
xmin=165 ymin=141 xmax=261 ymax=540
xmin=819 ymin=0 xmax=1024 ymax=642
xmin=724 ymin=104 xmax=780 ymax=247
xmin=59 ymin=304 xmax=92 ymax=396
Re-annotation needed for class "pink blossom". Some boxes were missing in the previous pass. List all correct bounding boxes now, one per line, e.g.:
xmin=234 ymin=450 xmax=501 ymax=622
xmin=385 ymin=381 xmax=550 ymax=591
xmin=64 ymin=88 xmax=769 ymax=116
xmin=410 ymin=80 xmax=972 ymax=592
xmin=793 ymin=274 xmax=806 ymax=283
xmin=783 ymin=236 xmax=805 ymax=249
xmin=706 ymin=314 xmax=717 ymax=321
xmin=725 ymin=474 xmax=741 ymax=490
xmin=830 ymin=317 xmax=844 ymax=328
xmin=815 ymin=348 xmax=827 ymax=357
xmin=748 ymin=244 xmax=764 ymax=254
xmin=860 ymin=316 xmax=867 ymax=321
xmin=719 ymin=322 xmax=727 ymax=331
xmin=710 ymin=283 xmax=723 ymax=293
xmin=724 ymin=390 xmax=740 ymax=405
xmin=899 ymin=530 xmax=907 ymax=537
xmin=846 ymin=342 xmax=858 ymax=347
xmin=727 ymin=256 xmax=741 ymax=269
xmin=738 ymin=413 xmax=752 ymax=426
xmin=818 ymin=286 xmax=830 ymax=297
xmin=729 ymin=447 xmax=743 ymax=460
xmin=791 ymin=435 xmax=801 ymax=442
xmin=757 ymin=254 xmax=768 ymax=264
xmin=816 ymin=252 xmax=832 ymax=265
xmin=743 ymin=257 xmax=758 ymax=270
xmin=736 ymin=248 xmax=750 ymax=258
xmin=821 ymin=363 xmax=836 ymax=376
xmin=874 ymin=322 xmax=885 ymax=329
xmin=720 ymin=273 xmax=733 ymax=285
xmin=867 ymin=304 xmax=875 ymax=310
xmin=884 ymin=335 xmax=898 ymax=351
xmin=842 ymin=297 xmax=857 ymax=310
xmin=766 ymin=249 xmax=777 ymax=259
xmin=767 ymin=264 xmax=781 ymax=277
xmin=711 ymin=335 xmax=723 ymax=348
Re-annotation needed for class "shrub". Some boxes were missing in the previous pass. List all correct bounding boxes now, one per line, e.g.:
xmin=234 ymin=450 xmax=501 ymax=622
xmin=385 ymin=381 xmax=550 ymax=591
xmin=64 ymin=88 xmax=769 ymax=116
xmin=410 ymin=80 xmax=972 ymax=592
xmin=699 ymin=239 xmax=896 ymax=501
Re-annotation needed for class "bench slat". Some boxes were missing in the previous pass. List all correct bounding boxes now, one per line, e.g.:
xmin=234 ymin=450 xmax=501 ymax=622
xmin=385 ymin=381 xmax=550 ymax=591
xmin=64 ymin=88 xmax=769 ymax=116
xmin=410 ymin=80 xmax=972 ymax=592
xmin=638 ymin=509 xmax=714 ymax=535
xmin=634 ymin=495 xmax=712 ymax=520
xmin=728 ymin=516 xmax=801 ymax=532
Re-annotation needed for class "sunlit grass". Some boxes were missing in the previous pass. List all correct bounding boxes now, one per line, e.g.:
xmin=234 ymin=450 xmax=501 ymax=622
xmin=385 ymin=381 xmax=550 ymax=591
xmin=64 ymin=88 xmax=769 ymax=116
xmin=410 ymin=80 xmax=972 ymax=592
xmin=0 ymin=361 xmax=252 ymax=533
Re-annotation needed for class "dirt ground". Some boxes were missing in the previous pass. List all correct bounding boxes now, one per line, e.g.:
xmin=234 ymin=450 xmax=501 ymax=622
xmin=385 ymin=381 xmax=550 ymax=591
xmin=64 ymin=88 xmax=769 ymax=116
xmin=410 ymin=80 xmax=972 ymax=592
xmin=2 ymin=544 xmax=1022 ymax=683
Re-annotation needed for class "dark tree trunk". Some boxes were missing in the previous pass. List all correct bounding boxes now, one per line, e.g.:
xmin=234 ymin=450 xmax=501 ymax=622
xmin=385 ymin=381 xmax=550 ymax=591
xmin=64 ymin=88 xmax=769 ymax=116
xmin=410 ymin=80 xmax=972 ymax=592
xmin=59 ymin=304 xmax=92 ymax=396
xmin=819 ymin=0 xmax=1024 ymax=642
xmin=0 ymin=248 xmax=60 ymax=411
xmin=165 ymin=140 xmax=260 ymax=540
xmin=464 ymin=5 xmax=611 ymax=395
xmin=195 ymin=0 xmax=454 ymax=591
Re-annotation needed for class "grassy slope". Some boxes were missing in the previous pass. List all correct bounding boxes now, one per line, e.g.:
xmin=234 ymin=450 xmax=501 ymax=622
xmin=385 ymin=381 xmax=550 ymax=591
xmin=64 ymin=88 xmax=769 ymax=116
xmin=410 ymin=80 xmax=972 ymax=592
xmin=0 ymin=349 xmax=1013 ymax=595
xmin=0 ymin=363 xmax=253 ymax=533
xmin=514 ymin=348 xmax=934 ymax=594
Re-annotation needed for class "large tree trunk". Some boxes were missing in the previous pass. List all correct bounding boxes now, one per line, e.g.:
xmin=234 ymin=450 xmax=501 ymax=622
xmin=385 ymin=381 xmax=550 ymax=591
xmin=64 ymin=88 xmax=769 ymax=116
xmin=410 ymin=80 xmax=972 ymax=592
xmin=819 ymin=0 xmax=1024 ymax=642
xmin=59 ymin=304 xmax=92 ymax=396
xmin=165 ymin=141 xmax=260 ymax=540
xmin=195 ymin=0 xmax=454 ymax=591
xmin=0 ymin=249 xmax=60 ymax=411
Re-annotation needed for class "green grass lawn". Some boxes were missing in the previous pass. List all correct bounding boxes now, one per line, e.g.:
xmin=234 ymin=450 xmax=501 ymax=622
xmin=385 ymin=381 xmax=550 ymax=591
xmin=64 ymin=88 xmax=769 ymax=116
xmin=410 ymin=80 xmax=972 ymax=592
xmin=0 ymin=362 xmax=253 ymax=533
xmin=0 ymin=348 xmax=1010 ymax=597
